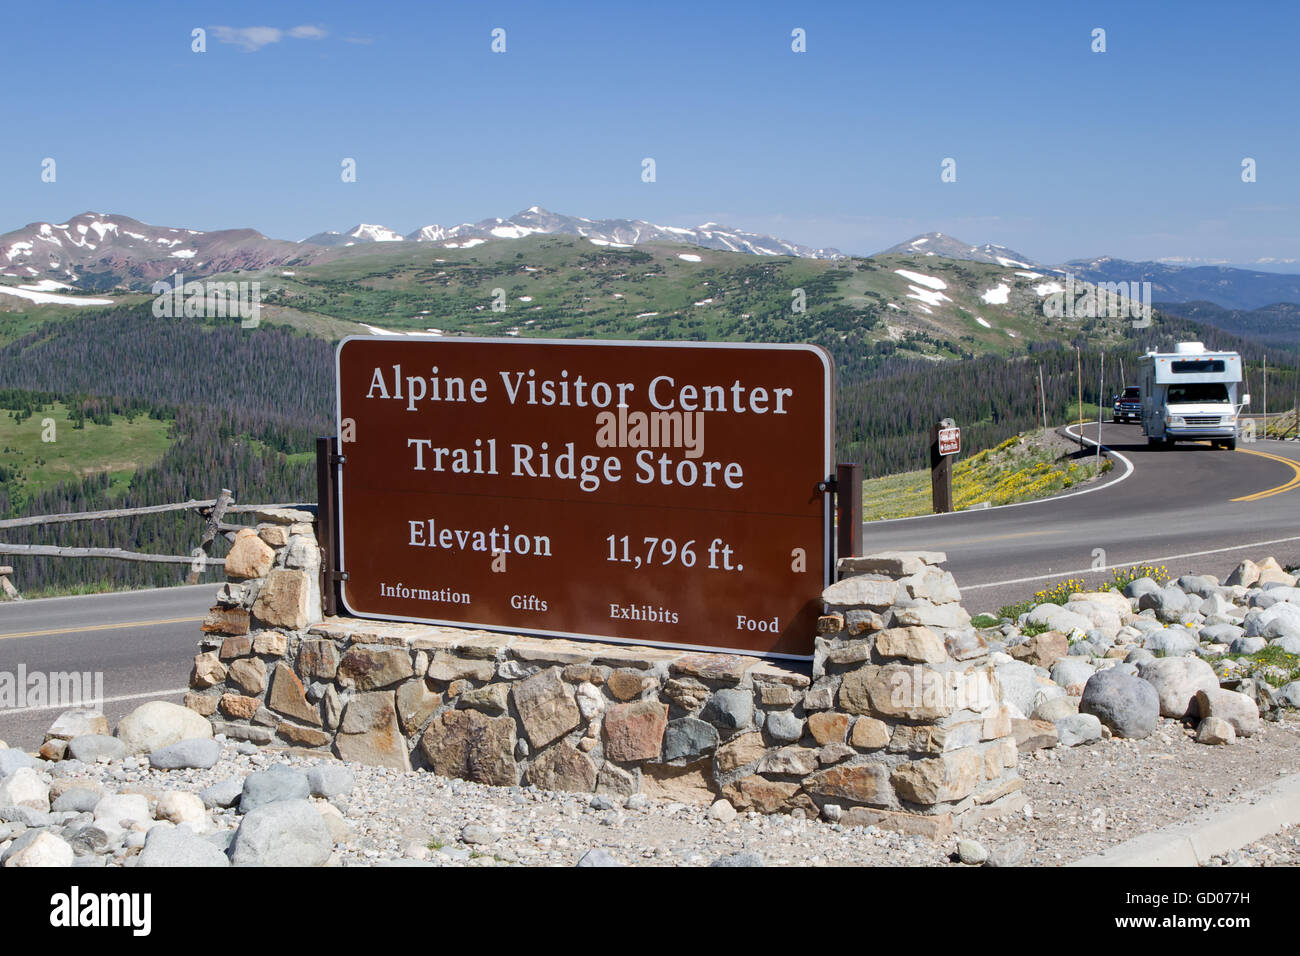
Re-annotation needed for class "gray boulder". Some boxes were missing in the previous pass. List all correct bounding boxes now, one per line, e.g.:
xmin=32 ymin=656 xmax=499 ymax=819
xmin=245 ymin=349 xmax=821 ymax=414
xmin=1080 ymin=668 xmax=1159 ymax=738
xmin=1136 ymin=657 xmax=1220 ymax=718
xmin=1054 ymin=712 xmax=1103 ymax=747
xmin=115 ymin=700 xmax=212 ymax=755
xmin=66 ymin=735 xmax=127 ymax=763
xmin=0 ymin=750 xmax=38 ymax=776
xmin=200 ymin=777 xmax=245 ymax=810
xmin=1201 ymin=622 xmax=1245 ymax=645
xmin=240 ymin=765 xmax=311 ymax=813
xmin=306 ymin=764 xmax=355 ymax=800
xmin=138 ymin=825 xmax=230 ymax=867
xmin=1276 ymin=681 xmax=1300 ymax=708
xmin=228 ymin=799 xmax=332 ymax=866
xmin=1141 ymin=627 xmax=1199 ymax=656
xmin=662 ymin=717 xmax=720 ymax=762
xmin=149 ymin=737 xmax=221 ymax=770
xmin=1271 ymin=635 xmax=1300 ymax=655
xmin=700 ymin=689 xmax=754 ymax=732
xmin=994 ymin=660 xmax=1051 ymax=716
xmin=1194 ymin=689 xmax=1260 ymax=738
xmin=1049 ymin=657 xmax=1096 ymax=693
xmin=1138 ymin=586 xmax=1192 ymax=623
xmin=1123 ymin=577 xmax=1162 ymax=600
xmin=1229 ymin=636 xmax=1267 ymax=655
xmin=1244 ymin=602 xmax=1300 ymax=639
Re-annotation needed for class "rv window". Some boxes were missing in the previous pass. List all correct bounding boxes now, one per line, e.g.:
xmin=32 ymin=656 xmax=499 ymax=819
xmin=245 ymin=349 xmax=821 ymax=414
xmin=1171 ymin=359 xmax=1226 ymax=373
xmin=1166 ymin=382 xmax=1230 ymax=404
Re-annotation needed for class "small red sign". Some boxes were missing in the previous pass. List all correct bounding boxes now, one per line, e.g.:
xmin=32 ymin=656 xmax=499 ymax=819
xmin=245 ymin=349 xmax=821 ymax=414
xmin=938 ymin=427 xmax=961 ymax=456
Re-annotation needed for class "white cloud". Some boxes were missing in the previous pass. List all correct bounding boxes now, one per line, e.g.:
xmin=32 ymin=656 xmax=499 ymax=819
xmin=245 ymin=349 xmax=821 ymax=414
xmin=211 ymin=25 xmax=327 ymax=51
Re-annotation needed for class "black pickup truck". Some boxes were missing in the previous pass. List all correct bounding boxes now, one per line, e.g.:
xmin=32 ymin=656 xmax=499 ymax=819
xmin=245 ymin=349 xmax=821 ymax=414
xmin=1112 ymin=385 xmax=1141 ymax=423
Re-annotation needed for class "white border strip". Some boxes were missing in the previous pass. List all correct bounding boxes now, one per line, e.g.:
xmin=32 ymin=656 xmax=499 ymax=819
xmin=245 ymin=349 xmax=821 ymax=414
xmin=0 ymin=686 xmax=188 ymax=717
xmin=333 ymin=335 xmax=834 ymax=661
xmin=964 ymin=533 xmax=1300 ymax=590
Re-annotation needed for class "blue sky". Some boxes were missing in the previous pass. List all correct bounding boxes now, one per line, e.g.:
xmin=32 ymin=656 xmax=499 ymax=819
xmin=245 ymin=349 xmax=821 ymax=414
xmin=2 ymin=0 xmax=1296 ymax=264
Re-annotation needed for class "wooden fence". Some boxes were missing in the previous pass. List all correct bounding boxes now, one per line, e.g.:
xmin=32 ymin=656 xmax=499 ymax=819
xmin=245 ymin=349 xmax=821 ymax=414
xmin=0 ymin=490 xmax=313 ymax=601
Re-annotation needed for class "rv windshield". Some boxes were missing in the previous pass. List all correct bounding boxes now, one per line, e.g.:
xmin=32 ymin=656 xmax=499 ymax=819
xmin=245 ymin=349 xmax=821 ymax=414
xmin=1167 ymin=382 xmax=1230 ymax=404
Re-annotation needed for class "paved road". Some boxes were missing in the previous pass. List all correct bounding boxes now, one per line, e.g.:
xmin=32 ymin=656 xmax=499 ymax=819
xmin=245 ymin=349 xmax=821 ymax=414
xmin=0 ymin=584 xmax=214 ymax=749
xmin=863 ymin=424 xmax=1300 ymax=615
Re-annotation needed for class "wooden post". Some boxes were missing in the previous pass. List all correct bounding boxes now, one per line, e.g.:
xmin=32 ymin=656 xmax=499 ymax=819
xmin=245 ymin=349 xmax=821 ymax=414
xmin=187 ymin=488 xmax=233 ymax=585
xmin=0 ymin=565 xmax=18 ymax=601
xmin=1076 ymin=346 xmax=1084 ymax=446
xmin=836 ymin=462 xmax=863 ymax=560
xmin=930 ymin=421 xmax=954 ymax=513
xmin=316 ymin=436 xmax=342 ymax=618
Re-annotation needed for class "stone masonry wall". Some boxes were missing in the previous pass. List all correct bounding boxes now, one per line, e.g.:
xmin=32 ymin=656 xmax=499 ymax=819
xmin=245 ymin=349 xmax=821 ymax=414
xmin=186 ymin=514 xmax=1021 ymax=838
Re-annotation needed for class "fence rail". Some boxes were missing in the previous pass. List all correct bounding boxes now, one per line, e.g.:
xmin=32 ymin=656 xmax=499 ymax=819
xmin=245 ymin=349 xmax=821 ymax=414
xmin=0 ymin=492 xmax=317 ymax=601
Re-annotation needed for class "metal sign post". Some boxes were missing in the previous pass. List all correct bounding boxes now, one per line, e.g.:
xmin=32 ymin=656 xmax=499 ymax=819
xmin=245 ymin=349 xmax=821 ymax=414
xmin=930 ymin=419 xmax=959 ymax=513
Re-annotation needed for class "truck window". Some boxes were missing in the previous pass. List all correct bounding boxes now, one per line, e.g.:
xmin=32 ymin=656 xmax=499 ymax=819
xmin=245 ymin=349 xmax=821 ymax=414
xmin=1171 ymin=359 xmax=1226 ymax=373
xmin=1166 ymin=382 xmax=1230 ymax=404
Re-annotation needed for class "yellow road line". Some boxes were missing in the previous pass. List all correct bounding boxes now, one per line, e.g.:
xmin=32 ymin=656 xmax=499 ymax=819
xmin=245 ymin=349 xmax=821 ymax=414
xmin=1232 ymin=448 xmax=1300 ymax=502
xmin=0 ymin=616 xmax=203 ymax=641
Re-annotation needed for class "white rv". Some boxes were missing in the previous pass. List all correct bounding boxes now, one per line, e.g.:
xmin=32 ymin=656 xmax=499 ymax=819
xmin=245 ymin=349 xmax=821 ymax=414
xmin=1138 ymin=342 xmax=1249 ymax=450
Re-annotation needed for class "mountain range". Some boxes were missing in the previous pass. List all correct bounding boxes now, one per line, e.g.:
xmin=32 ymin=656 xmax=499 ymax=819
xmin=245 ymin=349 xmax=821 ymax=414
xmin=1 ymin=209 xmax=1298 ymax=315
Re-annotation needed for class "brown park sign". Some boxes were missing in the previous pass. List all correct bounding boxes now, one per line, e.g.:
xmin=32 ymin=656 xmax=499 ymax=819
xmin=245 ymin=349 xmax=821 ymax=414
xmin=335 ymin=336 xmax=833 ymax=659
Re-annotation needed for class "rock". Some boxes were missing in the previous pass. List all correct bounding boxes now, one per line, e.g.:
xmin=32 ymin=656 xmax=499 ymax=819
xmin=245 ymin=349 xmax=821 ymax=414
xmin=44 ymin=709 xmax=109 ymax=743
xmin=52 ymin=788 xmax=101 ymax=813
xmin=874 ymin=626 xmax=948 ymax=664
xmin=225 ymin=530 xmax=275 ymax=579
xmin=710 ymin=851 xmax=764 ymax=867
xmin=525 ymin=744 xmax=597 ymax=792
xmin=1012 ymin=718 xmax=1058 ymax=752
xmin=1141 ymin=627 xmax=1199 ymax=656
xmin=66 ymin=734 xmax=127 ymax=763
xmin=641 ymin=760 xmax=715 ymax=805
xmin=419 ymin=710 xmax=518 ymax=786
xmin=707 ymin=800 xmax=738 ymax=823
xmin=662 ymin=717 xmax=719 ymax=762
xmin=93 ymin=793 xmax=151 ymax=829
xmin=1194 ymin=689 xmax=1260 ymax=738
xmin=995 ymin=660 xmax=1054 ymax=716
xmin=267 ymin=663 xmax=321 ymax=726
xmin=957 ymin=839 xmax=988 ymax=865
xmin=1138 ymin=586 xmax=1193 ymax=623
xmin=1050 ymin=657 xmax=1096 ymax=695
xmin=1124 ymin=577 xmax=1163 ymax=600
xmin=1229 ymin=635 xmax=1268 ymax=655
xmin=1196 ymin=717 xmax=1236 ymax=745
xmin=821 ymin=576 xmax=899 ymax=608
xmin=306 ymin=765 xmax=355 ymax=800
xmin=200 ymin=778 xmax=244 ymax=810
xmin=983 ymin=839 xmax=1027 ymax=867
xmin=511 ymin=668 xmax=582 ymax=748
xmin=1136 ymin=657 xmax=1220 ymax=718
xmin=1257 ymin=557 xmax=1298 ymax=586
xmin=315 ymin=800 xmax=351 ymax=843
xmin=137 ymin=824 xmax=230 ymax=867
xmin=0 ymin=767 xmax=49 ymax=809
xmin=461 ymin=824 xmax=496 ymax=845
xmin=298 ymin=640 xmax=342 ymax=681
xmin=603 ymin=700 xmax=669 ymax=762
xmin=1032 ymin=696 xmax=1077 ymax=722
xmin=850 ymin=717 xmax=891 ymax=749
xmin=576 ymin=848 xmax=624 ymax=867
xmin=1009 ymin=631 xmax=1069 ymax=668
xmin=1026 ymin=605 xmax=1094 ymax=638
xmin=1278 ymin=681 xmax=1300 ymax=709
xmin=116 ymin=701 xmax=212 ymax=755
xmin=149 ymin=737 xmax=221 ymax=770
xmin=228 ymin=799 xmax=332 ymax=866
xmin=3 ymin=830 xmax=73 ymax=867
xmin=337 ymin=644 xmax=414 ymax=690
xmin=1054 ymin=713 xmax=1103 ymax=747
xmin=1225 ymin=560 xmax=1261 ymax=588
xmin=156 ymin=791 xmax=207 ymax=827
xmin=1272 ymin=635 xmax=1300 ymax=655
xmin=251 ymin=569 xmax=313 ymax=630
xmin=334 ymin=692 xmax=410 ymax=771
xmin=1244 ymin=602 xmax=1300 ymax=639
xmin=700 ymin=688 xmax=754 ymax=733
xmin=758 ymin=747 xmax=818 ymax=776
xmin=240 ymin=765 xmax=312 ymax=813
xmin=1080 ymin=669 xmax=1159 ymax=739
xmin=764 ymin=710 xmax=803 ymax=743
xmin=0 ymin=750 xmax=37 ymax=776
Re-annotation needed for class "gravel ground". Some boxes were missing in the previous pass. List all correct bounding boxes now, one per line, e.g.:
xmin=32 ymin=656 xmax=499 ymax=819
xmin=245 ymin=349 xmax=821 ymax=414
xmin=1203 ymin=822 xmax=1300 ymax=866
xmin=24 ymin=710 xmax=1300 ymax=867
